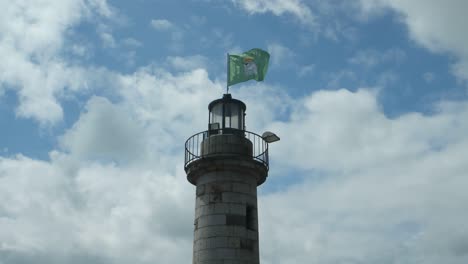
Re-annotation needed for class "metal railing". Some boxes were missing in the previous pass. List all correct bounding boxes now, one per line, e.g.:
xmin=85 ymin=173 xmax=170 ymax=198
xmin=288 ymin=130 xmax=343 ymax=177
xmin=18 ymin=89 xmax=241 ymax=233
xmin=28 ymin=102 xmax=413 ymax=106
xmin=184 ymin=129 xmax=269 ymax=170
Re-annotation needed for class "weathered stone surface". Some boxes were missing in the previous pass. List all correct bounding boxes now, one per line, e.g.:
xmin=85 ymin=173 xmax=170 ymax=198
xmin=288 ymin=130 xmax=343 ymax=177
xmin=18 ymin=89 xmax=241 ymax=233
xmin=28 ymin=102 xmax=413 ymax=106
xmin=186 ymin=157 xmax=267 ymax=186
xmin=188 ymin=134 xmax=265 ymax=264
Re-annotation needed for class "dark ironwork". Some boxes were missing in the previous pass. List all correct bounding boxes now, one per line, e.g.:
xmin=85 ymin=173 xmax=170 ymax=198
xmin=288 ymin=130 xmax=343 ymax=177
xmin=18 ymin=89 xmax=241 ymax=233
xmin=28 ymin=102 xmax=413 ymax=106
xmin=184 ymin=129 xmax=269 ymax=170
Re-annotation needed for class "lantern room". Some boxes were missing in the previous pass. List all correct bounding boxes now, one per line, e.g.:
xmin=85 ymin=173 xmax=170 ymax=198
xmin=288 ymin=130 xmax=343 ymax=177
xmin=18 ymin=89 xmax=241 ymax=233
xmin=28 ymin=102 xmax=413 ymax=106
xmin=208 ymin=94 xmax=246 ymax=134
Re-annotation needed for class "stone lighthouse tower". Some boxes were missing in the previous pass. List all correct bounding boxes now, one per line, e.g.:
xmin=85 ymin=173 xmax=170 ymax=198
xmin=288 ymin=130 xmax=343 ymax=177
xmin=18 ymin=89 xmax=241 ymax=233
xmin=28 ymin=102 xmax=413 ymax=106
xmin=184 ymin=93 xmax=279 ymax=264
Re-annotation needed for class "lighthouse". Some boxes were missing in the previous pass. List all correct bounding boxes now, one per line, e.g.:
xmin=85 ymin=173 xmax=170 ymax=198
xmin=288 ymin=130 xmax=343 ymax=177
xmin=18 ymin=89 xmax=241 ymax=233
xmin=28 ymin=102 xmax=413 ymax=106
xmin=184 ymin=93 xmax=279 ymax=263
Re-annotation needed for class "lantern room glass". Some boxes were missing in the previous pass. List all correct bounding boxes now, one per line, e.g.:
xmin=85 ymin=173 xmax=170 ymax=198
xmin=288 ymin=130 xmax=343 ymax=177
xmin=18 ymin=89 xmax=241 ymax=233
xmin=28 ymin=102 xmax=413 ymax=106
xmin=225 ymin=103 xmax=240 ymax=129
xmin=210 ymin=103 xmax=223 ymax=128
xmin=208 ymin=95 xmax=245 ymax=132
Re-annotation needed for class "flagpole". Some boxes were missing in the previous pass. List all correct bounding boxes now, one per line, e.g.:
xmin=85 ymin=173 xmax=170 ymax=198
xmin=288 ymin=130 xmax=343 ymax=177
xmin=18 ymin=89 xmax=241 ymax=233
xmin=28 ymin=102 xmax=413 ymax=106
xmin=226 ymin=53 xmax=230 ymax=94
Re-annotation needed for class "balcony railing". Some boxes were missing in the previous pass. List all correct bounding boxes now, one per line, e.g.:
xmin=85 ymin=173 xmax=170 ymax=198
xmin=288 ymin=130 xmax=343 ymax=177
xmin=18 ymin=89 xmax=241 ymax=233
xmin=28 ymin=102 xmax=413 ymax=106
xmin=184 ymin=129 xmax=269 ymax=171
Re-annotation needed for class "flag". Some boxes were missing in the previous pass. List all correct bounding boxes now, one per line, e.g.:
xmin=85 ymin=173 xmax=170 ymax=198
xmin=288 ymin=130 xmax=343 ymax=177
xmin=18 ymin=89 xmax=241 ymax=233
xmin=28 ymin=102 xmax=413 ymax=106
xmin=228 ymin=48 xmax=270 ymax=86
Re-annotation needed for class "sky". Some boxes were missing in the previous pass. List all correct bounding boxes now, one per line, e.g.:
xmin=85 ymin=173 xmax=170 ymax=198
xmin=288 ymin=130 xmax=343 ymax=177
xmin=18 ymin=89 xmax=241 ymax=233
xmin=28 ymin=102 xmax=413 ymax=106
xmin=1 ymin=0 xmax=468 ymax=263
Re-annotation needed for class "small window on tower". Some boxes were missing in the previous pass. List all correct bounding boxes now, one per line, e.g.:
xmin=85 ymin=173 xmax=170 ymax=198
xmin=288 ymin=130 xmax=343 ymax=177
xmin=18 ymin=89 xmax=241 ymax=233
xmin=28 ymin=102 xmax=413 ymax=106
xmin=246 ymin=205 xmax=256 ymax=231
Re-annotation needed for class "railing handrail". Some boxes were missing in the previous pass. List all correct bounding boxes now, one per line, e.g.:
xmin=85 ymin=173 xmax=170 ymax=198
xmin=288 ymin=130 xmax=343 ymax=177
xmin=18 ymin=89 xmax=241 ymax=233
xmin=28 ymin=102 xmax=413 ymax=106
xmin=184 ymin=129 xmax=269 ymax=171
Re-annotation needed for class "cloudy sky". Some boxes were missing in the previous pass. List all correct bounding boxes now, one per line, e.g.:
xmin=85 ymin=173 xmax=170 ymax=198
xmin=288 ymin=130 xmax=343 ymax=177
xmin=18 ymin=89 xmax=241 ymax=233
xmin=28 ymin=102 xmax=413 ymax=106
xmin=1 ymin=0 xmax=468 ymax=263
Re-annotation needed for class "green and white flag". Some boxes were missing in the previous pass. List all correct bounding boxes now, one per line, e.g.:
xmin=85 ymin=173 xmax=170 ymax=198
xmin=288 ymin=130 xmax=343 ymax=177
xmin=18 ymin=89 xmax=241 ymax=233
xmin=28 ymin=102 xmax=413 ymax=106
xmin=228 ymin=48 xmax=270 ymax=86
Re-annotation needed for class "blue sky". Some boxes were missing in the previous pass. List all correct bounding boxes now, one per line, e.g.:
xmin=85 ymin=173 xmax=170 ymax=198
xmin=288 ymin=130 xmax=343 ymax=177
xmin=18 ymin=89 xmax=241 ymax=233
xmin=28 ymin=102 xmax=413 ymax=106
xmin=1 ymin=1 xmax=468 ymax=263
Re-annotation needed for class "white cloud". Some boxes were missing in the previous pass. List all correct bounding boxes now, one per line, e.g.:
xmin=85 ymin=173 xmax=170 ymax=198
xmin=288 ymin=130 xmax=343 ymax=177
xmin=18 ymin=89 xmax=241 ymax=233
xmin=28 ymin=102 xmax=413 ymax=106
xmin=59 ymin=96 xmax=145 ymax=163
xmin=59 ymin=65 xmax=224 ymax=166
xmin=0 ymin=65 xmax=227 ymax=263
xmin=3 ymin=57 xmax=468 ymax=263
xmin=150 ymin=19 xmax=173 ymax=31
xmin=0 ymin=153 xmax=194 ymax=263
xmin=271 ymin=88 xmax=464 ymax=172
xmin=99 ymin=32 xmax=117 ymax=48
xmin=149 ymin=19 xmax=186 ymax=52
xmin=267 ymin=43 xmax=296 ymax=68
xmin=326 ymin=69 xmax=357 ymax=88
xmin=3 ymin=84 xmax=468 ymax=264
xmin=259 ymin=88 xmax=468 ymax=263
xmin=86 ymin=0 xmax=115 ymax=18
xmin=70 ymin=44 xmax=91 ymax=58
xmin=348 ymin=48 xmax=406 ymax=68
xmin=165 ymin=55 xmax=208 ymax=72
xmin=232 ymin=0 xmax=316 ymax=27
xmin=298 ymin=64 xmax=315 ymax=77
xmin=2 ymin=3 xmax=468 ymax=263
xmin=358 ymin=0 xmax=468 ymax=82
xmin=453 ymin=60 xmax=468 ymax=83
xmin=0 ymin=0 xmax=114 ymax=125
xmin=230 ymin=0 xmax=361 ymax=42
xmin=265 ymin=43 xmax=315 ymax=78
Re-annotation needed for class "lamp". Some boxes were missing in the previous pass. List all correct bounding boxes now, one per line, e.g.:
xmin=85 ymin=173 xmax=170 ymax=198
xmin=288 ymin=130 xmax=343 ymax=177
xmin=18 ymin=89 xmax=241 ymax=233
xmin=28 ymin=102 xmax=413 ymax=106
xmin=262 ymin=131 xmax=280 ymax=143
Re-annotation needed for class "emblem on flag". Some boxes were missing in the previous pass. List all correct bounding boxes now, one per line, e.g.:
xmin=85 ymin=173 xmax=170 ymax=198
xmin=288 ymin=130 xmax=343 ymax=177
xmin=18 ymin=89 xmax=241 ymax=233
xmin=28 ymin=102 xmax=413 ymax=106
xmin=243 ymin=56 xmax=258 ymax=77
xmin=227 ymin=48 xmax=270 ymax=87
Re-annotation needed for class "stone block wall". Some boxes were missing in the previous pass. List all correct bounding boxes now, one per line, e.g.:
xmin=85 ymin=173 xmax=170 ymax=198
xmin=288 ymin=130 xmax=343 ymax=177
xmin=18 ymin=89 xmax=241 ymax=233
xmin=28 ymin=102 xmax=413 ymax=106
xmin=193 ymin=171 xmax=260 ymax=264
xmin=187 ymin=134 xmax=268 ymax=264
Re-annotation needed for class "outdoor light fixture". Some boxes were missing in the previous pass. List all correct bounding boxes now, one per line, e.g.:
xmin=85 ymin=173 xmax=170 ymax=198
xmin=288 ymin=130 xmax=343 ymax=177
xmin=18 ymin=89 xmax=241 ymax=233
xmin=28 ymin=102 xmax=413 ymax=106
xmin=262 ymin=131 xmax=280 ymax=143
